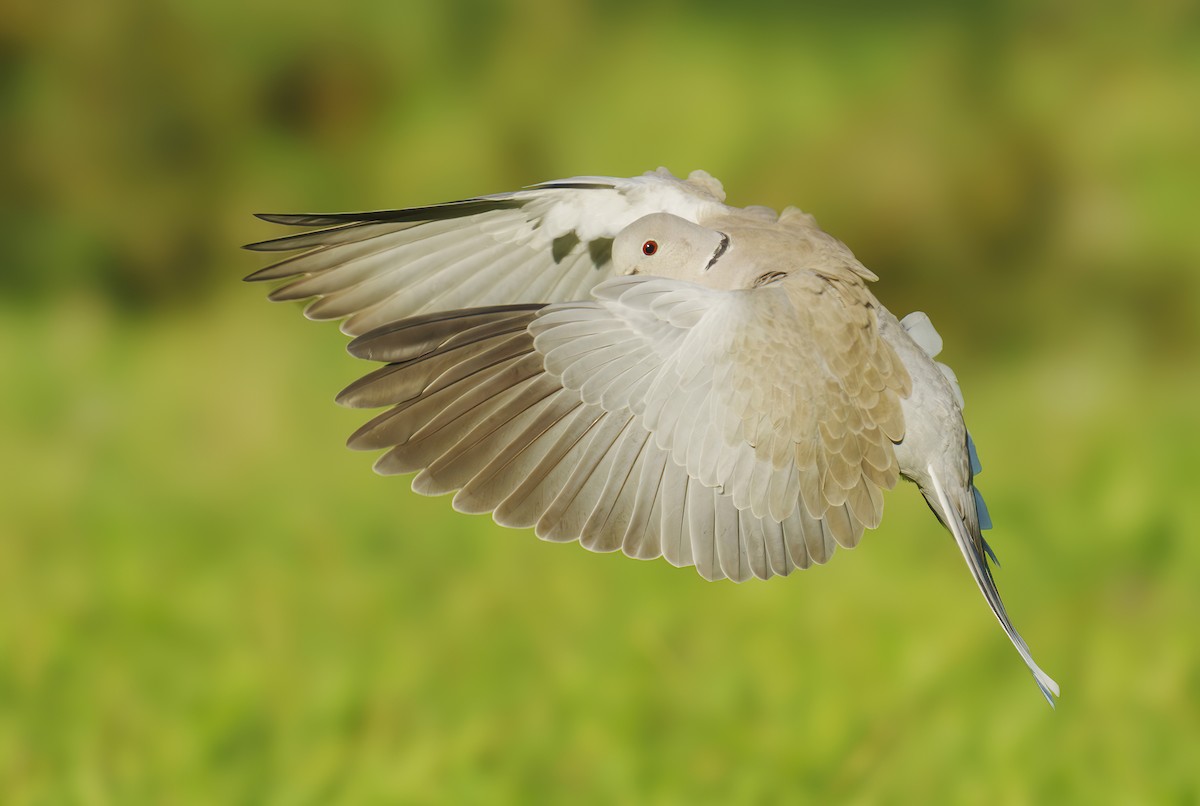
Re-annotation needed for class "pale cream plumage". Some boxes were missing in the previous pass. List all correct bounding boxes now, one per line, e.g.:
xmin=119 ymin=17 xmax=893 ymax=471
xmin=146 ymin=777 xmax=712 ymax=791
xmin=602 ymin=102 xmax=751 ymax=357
xmin=246 ymin=168 xmax=1059 ymax=704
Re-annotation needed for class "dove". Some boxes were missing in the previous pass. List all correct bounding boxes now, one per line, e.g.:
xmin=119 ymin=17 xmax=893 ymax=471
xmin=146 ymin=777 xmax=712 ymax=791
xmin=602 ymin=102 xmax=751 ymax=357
xmin=245 ymin=167 xmax=1059 ymax=704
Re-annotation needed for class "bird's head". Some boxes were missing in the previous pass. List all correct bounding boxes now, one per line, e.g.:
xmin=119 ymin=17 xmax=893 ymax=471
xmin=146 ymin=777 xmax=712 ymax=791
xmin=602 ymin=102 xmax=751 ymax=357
xmin=612 ymin=213 xmax=729 ymax=281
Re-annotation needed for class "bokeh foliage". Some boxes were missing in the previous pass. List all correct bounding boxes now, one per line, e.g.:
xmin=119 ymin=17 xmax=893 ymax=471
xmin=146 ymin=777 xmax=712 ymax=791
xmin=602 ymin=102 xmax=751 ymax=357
xmin=2 ymin=0 xmax=1198 ymax=802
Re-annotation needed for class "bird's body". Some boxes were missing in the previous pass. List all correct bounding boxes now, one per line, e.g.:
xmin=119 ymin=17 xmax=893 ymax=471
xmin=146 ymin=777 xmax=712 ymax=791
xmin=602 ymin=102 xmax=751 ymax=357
xmin=246 ymin=167 xmax=1059 ymax=704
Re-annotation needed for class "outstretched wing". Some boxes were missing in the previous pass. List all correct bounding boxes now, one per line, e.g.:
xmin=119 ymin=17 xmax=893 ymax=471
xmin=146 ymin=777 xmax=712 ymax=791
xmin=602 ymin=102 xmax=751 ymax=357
xmin=244 ymin=169 xmax=730 ymax=336
xmin=340 ymin=274 xmax=910 ymax=582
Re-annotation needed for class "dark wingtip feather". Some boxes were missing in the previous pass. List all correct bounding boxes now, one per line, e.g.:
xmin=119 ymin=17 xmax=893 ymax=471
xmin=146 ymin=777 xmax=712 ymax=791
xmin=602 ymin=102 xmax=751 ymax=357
xmin=243 ymin=198 xmax=527 ymax=254
xmin=242 ymin=213 xmax=348 ymax=252
xmin=242 ymin=262 xmax=294 ymax=282
xmin=254 ymin=212 xmax=293 ymax=224
xmin=254 ymin=212 xmax=356 ymax=226
xmin=242 ymin=236 xmax=299 ymax=253
xmin=346 ymin=305 xmax=545 ymax=361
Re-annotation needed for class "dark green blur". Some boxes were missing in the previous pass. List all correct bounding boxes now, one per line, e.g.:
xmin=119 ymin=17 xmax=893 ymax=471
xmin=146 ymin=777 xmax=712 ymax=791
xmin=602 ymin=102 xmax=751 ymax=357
xmin=2 ymin=0 xmax=1197 ymax=801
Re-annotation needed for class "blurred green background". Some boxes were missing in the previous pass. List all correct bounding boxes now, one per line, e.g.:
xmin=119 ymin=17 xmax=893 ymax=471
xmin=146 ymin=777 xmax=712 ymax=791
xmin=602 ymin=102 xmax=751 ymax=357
xmin=2 ymin=0 xmax=1198 ymax=802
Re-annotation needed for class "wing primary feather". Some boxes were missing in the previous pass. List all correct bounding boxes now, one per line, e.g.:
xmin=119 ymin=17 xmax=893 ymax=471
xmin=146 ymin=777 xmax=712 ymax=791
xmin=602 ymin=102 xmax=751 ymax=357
xmin=623 ymin=435 xmax=668 ymax=560
xmin=347 ymin=305 xmax=542 ymax=362
xmin=414 ymin=376 xmax=566 ymax=492
xmin=493 ymin=405 xmax=607 ymax=528
xmin=536 ymin=413 xmax=635 ymax=543
xmin=250 ymin=199 xmax=523 ymax=229
xmin=243 ymin=220 xmax=413 ymax=255
xmin=580 ymin=421 xmax=650 ymax=552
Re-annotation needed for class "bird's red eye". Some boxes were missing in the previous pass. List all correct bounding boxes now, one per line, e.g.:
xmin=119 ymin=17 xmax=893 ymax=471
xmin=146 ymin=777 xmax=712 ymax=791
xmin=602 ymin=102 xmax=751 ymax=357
xmin=642 ymin=240 xmax=658 ymax=256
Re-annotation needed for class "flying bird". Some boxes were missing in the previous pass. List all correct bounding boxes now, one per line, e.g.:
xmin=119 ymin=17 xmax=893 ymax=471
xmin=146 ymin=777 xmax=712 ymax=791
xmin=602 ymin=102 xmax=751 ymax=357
xmin=245 ymin=167 xmax=1059 ymax=704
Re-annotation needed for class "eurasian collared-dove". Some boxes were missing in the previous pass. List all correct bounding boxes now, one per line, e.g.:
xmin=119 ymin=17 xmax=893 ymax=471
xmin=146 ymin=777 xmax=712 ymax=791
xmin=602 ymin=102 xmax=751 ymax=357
xmin=246 ymin=167 xmax=1059 ymax=704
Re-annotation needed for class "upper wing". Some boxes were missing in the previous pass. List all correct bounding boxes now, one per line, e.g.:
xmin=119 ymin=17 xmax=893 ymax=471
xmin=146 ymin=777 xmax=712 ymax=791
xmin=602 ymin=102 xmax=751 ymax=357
xmin=339 ymin=274 xmax=910 ymax=581
xmin=243 ymin=168 xmax=730 ymax=336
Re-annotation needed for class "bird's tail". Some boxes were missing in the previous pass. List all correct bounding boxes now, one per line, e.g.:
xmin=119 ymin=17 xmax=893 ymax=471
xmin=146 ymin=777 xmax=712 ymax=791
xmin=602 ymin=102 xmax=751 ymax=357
xmin=925 ymin=466 xmax=1061 ymax=706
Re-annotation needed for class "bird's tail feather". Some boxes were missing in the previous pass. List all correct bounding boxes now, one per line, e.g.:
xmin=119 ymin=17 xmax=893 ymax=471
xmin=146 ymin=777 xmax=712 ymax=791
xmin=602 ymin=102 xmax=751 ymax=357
xmin=927 ymin=466 xmax=1061 ymax=706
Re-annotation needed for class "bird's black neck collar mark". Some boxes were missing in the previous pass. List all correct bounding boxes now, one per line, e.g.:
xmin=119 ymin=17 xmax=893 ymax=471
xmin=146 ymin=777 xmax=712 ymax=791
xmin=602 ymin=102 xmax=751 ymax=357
xmin=704 ymin=232 xmax=730 ymax=272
